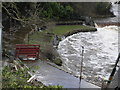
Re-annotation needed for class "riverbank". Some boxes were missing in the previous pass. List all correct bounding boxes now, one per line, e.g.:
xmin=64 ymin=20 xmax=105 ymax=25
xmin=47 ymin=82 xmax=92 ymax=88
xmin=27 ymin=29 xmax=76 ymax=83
xmin=2 ymin=24 xmax=98 ymax=88
xmin=28 ymin=25 xmax=97 ymax=66
xmin=24 ymin=59 xmax=100 ymax=88
xmin=57 ymin=25 xmax=118 ymax=87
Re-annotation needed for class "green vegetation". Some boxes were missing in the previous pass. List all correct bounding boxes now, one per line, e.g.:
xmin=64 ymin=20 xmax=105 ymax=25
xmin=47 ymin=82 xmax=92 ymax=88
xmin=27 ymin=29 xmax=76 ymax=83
xmin=2 ymin=2 xmax=113 ymax=25
xmin=50 ymin=25 xmax=94 ymax=35
xmin=2 ymin=63 xmax=63 ymax=89
xmin=95 ymin=2 xmax=112 ymax=16
xmin=28 ymin=31 xmax=58 ymax=62
xmin=41 ymin=2 xmax=73 ymax=20
xmin=2 ymin=65 xmax=42 ymax=88
xmin=28 ymin=25 xmax=96 ymax=44
xmin=2 ymin=2 xmax=113 ymax=89
xmin=28 ymin=25 xmax=96 ymax=65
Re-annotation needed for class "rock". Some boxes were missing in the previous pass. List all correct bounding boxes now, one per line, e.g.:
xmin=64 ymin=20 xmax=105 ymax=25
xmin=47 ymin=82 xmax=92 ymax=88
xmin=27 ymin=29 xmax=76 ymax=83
xmin=53 ymin=57 xmax=62 ymax=66
xmin=85 ymin=17 xmax=95 ymax=27
xmin=118 ymin=1 xmax=120 ymax=4
xmin=53 ymin=35 xmax=60 ymax=47
xmin=40 ymin=26 xmax=47 ymax=31
xmin=114 ymin=1 xmax=120 ymax=4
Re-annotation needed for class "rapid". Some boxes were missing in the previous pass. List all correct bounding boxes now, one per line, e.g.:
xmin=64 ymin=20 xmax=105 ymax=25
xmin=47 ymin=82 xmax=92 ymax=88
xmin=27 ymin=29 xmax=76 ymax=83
xmin=57 ymin=2 xmax=120 ymax=86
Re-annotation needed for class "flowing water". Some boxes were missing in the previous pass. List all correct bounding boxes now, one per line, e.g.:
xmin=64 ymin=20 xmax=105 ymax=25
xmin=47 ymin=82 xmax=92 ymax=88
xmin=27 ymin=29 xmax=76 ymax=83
xmin=95 ymin=2 xmax=120 ymax=24
xmin=58 ymin=2 xmax=120 ymax=86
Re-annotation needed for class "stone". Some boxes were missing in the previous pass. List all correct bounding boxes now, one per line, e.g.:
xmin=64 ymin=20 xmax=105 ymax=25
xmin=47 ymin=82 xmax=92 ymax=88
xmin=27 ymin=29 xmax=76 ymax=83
xmin=85 ymin=17 xmax=95 ymax=27
xmin=53 ymin=57 xmax=62 ymax=66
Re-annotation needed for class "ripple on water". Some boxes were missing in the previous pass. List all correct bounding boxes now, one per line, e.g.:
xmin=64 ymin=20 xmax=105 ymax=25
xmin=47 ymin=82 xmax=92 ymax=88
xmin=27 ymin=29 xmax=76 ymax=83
xmin=58 ymin=26 xmax=118 ymax=86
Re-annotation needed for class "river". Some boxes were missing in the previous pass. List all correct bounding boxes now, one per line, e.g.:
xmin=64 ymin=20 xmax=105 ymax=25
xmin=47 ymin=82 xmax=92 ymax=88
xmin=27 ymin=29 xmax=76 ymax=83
xmin=58 ymin=2 xmax=120 ymax=86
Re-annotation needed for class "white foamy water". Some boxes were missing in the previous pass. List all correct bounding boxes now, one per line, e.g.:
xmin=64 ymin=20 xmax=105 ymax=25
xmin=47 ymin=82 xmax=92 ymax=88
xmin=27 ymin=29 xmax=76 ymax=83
xmin=58 ymin=26 xmax=119 ymax=86
xmin=111 ymin=2 xmax=120 ymax=17
xmin=95 ymin=3 xmax=120 ymax=23
xmin=58 ymin=2 xmax=120 ymax=86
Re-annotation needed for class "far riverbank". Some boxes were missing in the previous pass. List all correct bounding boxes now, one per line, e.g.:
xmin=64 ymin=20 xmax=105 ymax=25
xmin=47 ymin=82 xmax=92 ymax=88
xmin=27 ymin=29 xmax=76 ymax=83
xmin=28 ymin=24 xmax=97 ymax=66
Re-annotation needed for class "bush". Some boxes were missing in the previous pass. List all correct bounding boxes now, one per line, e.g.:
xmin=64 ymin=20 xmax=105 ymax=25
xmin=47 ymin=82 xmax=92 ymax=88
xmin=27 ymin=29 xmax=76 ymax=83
xmin=95 ymin=2 xmax=112 ymax=15
xmin=2 ymin=64 xmax=63 ymax=89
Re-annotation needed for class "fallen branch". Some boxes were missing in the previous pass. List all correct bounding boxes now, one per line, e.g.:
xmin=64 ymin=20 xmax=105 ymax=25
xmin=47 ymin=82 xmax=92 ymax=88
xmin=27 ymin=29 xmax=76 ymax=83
xmin=27 ymin=75 xmax=36 ymax=83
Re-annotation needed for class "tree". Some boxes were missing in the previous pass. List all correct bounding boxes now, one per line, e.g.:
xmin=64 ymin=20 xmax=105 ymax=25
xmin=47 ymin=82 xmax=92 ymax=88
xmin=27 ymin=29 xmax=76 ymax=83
xmin=95 ymin=2 xmax=112 ymax=15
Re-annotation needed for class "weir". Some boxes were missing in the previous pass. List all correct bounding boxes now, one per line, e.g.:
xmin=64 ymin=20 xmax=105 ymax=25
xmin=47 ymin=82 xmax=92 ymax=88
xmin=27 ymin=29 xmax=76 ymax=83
xmin=96 ymin=22 xmax=120 ymax=27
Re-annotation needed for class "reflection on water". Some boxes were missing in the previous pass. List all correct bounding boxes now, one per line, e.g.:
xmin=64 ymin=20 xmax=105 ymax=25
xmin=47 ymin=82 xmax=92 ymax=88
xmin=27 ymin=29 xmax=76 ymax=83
xmin=58 ymin=26 xmax=119 ymax=86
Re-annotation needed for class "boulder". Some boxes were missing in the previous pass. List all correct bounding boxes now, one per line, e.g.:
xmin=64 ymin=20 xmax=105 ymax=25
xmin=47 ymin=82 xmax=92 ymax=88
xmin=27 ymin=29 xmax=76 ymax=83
xmin=53 ymin=57 xmax=62 ymax=66
xmin=85 ymin=17 xmax=95 ymax=27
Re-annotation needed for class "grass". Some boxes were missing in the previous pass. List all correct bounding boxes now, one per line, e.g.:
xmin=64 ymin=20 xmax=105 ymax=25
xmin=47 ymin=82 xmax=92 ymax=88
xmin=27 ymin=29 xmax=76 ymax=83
xmin=28 ymin=25 xmax=96 ymax=65
xmin=29 ymin=32 xmax=52 ymax=45
xmin=28 ymin=31 xmax=56 ymax=61
xmin=28 ymin=25 xmax=93 ymax=49
xmin=49 ymin=25 xmax=93 ymax=35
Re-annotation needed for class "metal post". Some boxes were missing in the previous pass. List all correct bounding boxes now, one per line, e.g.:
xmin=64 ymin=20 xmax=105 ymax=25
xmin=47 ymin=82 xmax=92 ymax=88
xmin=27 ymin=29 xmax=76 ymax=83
xmin=107 ymin=53 xmax=120 ymax=87
xmin=79 ymin=46 xmax=84 ymax=89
